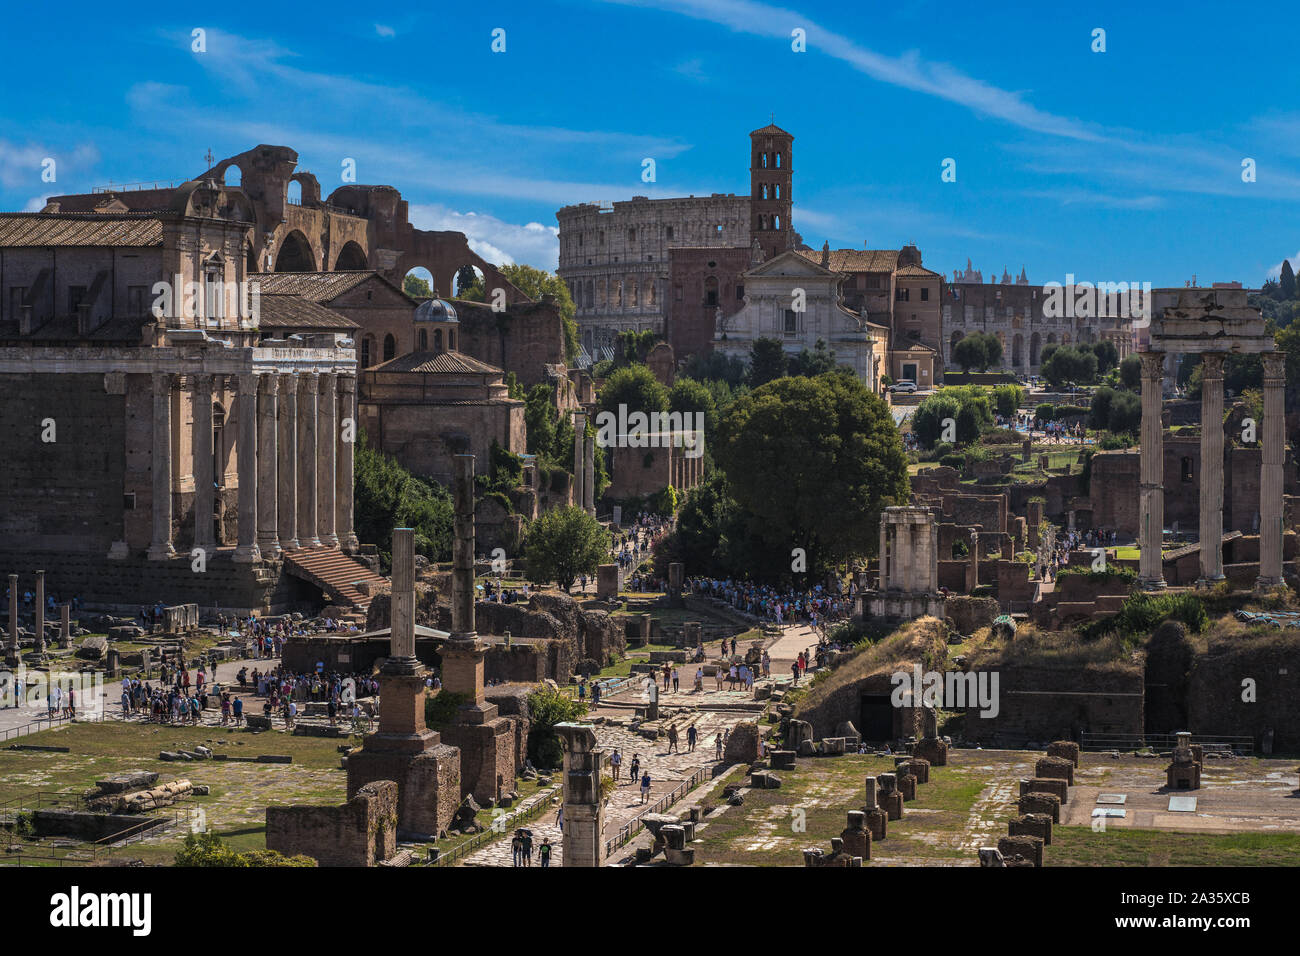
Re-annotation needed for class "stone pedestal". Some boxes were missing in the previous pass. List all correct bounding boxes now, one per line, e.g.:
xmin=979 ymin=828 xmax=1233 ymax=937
xmin=556 ymin=722 xmax=606 ymax=867
xmin=596 ymin=564 xmax=620 ymax=600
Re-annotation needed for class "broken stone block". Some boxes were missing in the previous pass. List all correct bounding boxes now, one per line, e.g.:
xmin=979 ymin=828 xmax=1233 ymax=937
xmin=770 ymin=750 xmax=796 ymax=770
xmin=821 ymin=736 xmax=846 ymax=755
xmin=1035 ymin=756 xmax=1075 ymax=785
xmin=897 ymin=773 xmax=917 ymax=801
xmin=1009 ymin=812 xmax=1052 ymax=846
xmin=1017 ymin=792 xmax=1061 ymax=823
xmin=881 ymin=791 xmax=903 ymax=821
xmin=1020 ymin=777 xmax=1068 ymax=804
xmin=1046 ymin=740 xmax=1080 ymax=767
xmin=998 ymin=834 xmax=1043 ymax=867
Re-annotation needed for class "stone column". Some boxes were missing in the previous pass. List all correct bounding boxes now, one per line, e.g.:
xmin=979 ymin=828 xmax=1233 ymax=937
xmin=584 ymin=433 xmax=595 ymax=515
xmin=556 ymin=722 xmax=606 ymax=868
xmin=1197 ymin=353 xmax=1225 ymax=584
xmin=59 ymin=604 xmax=71 ymax=648
xmin=298 ymin=371 xmax=321 ymax=548
xmin=317 ymin=373 xmax=339 ymax=547
xmin=233 ymin=373 xmax=262 ymax=564
xmin=34 ymin=570 xmax=45 ymax=654
xmin=192 ymin=374 xmax=215 ymax=552
xmin=337 ymin=375 xmax=359 ymax=553
xmin=277 ymin=373 xmax=300 ymax=550
xmin=969 ymin=530 xmax=980 ymax=591
xmin=147 ymin=372 xmax=176 ymax=560
xmin=879 ymin=517 xmax=889 ymax=590
xmin=573 ymin=411 xmax=586 ymax=510
xmin=390 ymin=527 xmax=418 ymax=665
xmin=7 ymin=574 xmax=17 ymax=662
xmin=1258 ymin=352 xmax=1286 ymax=588
xmin=1138 ymin=351 xmax=1167 ymax=589
xmin=257 ymin=374 xmax=281 ymax=559
xmin=451 ymin=453 xmax=477 ymax=640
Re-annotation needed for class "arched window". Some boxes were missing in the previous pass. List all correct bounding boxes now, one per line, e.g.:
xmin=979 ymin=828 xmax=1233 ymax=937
xmin=434 ymin=328 xmax=443 ymax=351
xmin=383 ymin=334 xmax=396 ymax=362
xmin=774 ymin=183 xmax=781 ymax=199
xmin=418 ymin=328 xmax=428 ymax=350
xmin=761 ymin=184 xmax=769 ymax=199
xmin=772 ymin=215 xmax=781 ymax=230
xmin=775 ymin=152 xmax=782 ymax=168
xmin=360 ymin=336 xmax=373 ymax=368
xmin=761 ymin=153 xmax=768 ymax=169
xmin=628 ymin=228 xmax=636 ymax=243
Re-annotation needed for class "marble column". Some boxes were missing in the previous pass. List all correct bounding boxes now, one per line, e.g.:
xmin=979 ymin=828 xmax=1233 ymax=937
xmin=337 ymin=375 xmax=359 ymax=553
xmin=390 ymin=527 xmax=417 ymax=663
xmin=573 ymin=411 xmax=586 ymax=510
xmin=584 ymin=434 xmax=595 ymax=515
xmin=34 ymin=570 xmax=45 ymax=654
xmin=879 ymin=518 xmax=889 ymax=590
xmin=1197 ymin=353 xmax=1225 ymax=583
xmin=59 ymin=604 xmax=71 ymax=648
xmin=298 ymin=372 xmax=321 ymax=548
xmin=1258 ymin=352 xmax=1286 ymax=588
xmin=257 ymin=375 xmax=281 ymax=559
xmin=192 ymin=374 xmax=215 ymax=552
xmin=233 ymin=373 xmax=261 ymax=564
xmin=451 ymin=453 xmax=477 ymax=640
xmin=6 ymin=574 xmax=17 ymax=662
xmin=278 ymin=373 xmax=300 ymax=550
xmin=1138 ymin=351 xmax=1167 ymax=589
xmin=317 ymin=373 xmax=339 ymax=548
xmin=148 ymin=372 xmax=176 ymax=560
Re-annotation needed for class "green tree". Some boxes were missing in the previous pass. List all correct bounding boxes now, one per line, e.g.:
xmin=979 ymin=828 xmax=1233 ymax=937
xmin=403 ymin=273 xmax=432 ymax=298
xmin=980 ymin=332 xmax=1003 ymax=370
xmin=1041 ymin=346 xmax=1098 ymax=386
xmin=669 ymin=376 xmax=720 ymax=439
xmin=354 ymin=432 xmax=453 ymax=568
xmin=1090 ymin=340 xmax=1119 ymax=375
xmin=524 ymin=384 xmax=557 ymax=457
xmin=952 ymin=333 xmax=987 ymax=373
xmin=526 ymin=687 xmax=588 ymax=768
xmin=454 ymin=265 xmax=483 ymax=299
xmin=748 ymin=337 xmax=787 ymax=387
xmin=1119 ymin=354 xmax=1142 ymax=391
xmin=175 ymin=832 xmax=315 ymax=867
xmin=524 ymin=505 xmax=609 ymax=592
xmin=789 ymin=339 xmax=837 ymax=377
xmin=597 ymin=364 xmax=670 ymax=419
xmin=716 ymin=372 xmax=908 ymax=578
xmin=912 ymin=386 xmax=993 ymax=448
xmin=1281 ymin=259 xmax=1296 ymax=300
xmin=490 ymin=263 xmax=580 ymax=363
xmin=992 ymin=383 xmax=1023 ymax=418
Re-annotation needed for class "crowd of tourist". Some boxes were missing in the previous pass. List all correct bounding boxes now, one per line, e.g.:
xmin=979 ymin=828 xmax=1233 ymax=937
xmin=687 ymin=576 xmax=852 ymax=627
xmin=1037 ymin=527 xmax=1121 ymax=582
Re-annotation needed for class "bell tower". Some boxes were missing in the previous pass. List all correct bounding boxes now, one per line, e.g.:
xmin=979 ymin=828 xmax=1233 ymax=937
xmin=750 ymin=123 xmax=794 ymax=260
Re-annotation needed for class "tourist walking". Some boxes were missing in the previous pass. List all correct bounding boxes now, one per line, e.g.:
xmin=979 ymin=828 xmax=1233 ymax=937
xmin=539 ymin=838 xmax=552 ymax=867
xmin=640 ymin=771 xmax=652 ymax=804
xmin=667 ymin=726 xmax=679 ymax=753
xmin=687 ymin=725 xmax=697 ymax=752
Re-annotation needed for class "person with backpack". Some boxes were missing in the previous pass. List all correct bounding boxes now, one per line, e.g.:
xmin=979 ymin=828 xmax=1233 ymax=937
xmin=640 ymin=771 xmax=652 ymax=804
xmin=539 ymin=838 xmax=553 ymax=868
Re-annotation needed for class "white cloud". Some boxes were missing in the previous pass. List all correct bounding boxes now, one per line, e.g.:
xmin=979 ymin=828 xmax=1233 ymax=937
xmin=374 ymin=24 xmax=396 ymax=38
xmin=1265 ymin=251 xmax=1300 ymax=279
xmin=408 ymin=203 xmax=560 ymax=271
xmin=0 ymin=140 xmax=100 ymax=190
xmin=22 ymin=194 xmax=49 ymax=212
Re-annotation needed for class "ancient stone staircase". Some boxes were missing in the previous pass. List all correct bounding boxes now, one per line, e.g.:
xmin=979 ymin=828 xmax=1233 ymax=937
xmin=283 ymin=548 xmax=389 ymax=614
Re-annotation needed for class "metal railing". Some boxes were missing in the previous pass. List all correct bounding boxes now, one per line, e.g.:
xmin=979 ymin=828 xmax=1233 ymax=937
xmin=604 ymin=765 xmax=711 ymax=857
xmin=1080 ymin=732 xmax=1254 ymax=755
xmin=432 ymin=786 xmax=560 ymax=867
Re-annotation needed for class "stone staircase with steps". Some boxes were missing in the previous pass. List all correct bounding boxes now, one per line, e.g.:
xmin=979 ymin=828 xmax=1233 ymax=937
xmin=283 ymin=548 xmax=389 ymax=615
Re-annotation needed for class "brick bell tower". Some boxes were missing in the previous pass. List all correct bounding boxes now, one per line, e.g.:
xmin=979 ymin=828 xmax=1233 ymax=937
xmin=750 ymin=122 xmax=794 ymax=261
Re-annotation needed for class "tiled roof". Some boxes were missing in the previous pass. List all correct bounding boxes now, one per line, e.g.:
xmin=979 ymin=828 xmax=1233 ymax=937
xmin=253 ymin=271 xmax=383 ymax=302
xmin=750 ymin=124 xmax=793 ymax=137
xmin=0 ymin=315 xmax=151 ymax=343
xmin=795 ymin=248 xmax=899 ymax=273
xmin=371 ymin=349 xmax=503 ymax=375
xmin=0 ymin=213 xmax=163 ymax=247
xmin=258 ymin=295 xmax=358 ymax=330
xmin=895 ymin=264 xmax=942 ymax=279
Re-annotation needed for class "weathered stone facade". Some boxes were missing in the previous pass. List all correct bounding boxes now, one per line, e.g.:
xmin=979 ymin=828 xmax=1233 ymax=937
xmin=266 ymin=780 xmax=399 ymax=867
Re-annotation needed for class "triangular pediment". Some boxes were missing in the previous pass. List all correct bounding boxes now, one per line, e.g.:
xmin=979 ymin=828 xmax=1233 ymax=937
xmin=744 ymin=249 xmax=837 ymax=279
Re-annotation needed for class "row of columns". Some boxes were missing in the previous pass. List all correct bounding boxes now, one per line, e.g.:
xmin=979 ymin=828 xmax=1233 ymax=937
xmin=1139 ymin=350 xmax=1285 ymax=589
xmin=148 ymin=370 xmax=357 ymax=562
xmin=5 ymin=572 xmax=73 ymax=659
xmin=670 ymin=446 xmax=704 ymax=492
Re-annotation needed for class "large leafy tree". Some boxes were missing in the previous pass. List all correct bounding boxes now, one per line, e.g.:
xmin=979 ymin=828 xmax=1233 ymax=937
xmin=455 ymin=262 xmax=579 ymax=363
xmin=353 ymin=432 xmax=452 ymax=568
xmin=1041 ymin=346 xmax=1098 ymax=386
xmin=1090 ymin=339 xmax=1119 ymax=375
xmin=597 ymin=364 xmax=670 ymax=419
xmin=524 ymin=506 xmax=609 ymax=592
xmin=748 ymin=337 xmax=787 ymax=387
xmin=715 ymin=370 xmax=908 ymax=578
xmin=911 ymin=386 xmax=993 ymax=448
xmin=953 ymin=332 xmax=1002 ymax=373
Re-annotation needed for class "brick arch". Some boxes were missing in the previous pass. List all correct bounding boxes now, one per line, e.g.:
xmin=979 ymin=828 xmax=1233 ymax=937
xmin=275 ymin=229 xmax=317 ymax=272
xmin=334 ymin=240 xmax=368 ymax=271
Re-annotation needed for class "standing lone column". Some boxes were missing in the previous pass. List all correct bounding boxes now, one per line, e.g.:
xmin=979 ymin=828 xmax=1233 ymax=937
xmin=573 ymin=411 xmax=586 ymax=511
xmin=1138 ymin=351 xmax=1167 ymax=589
xmin=278 ymin=373 xmax=299 ymax=551
xmin=1258 ymin=352 xmax=1286 ymax=588
xmin=257 ymin=374 xmax=281 ymax=559
xmin=34 ymin=570 xmax=45 ymax=654
xmin=298 ymin=372 xmax=321 ymax=548
xmin=317 ymin=373 xmax=339 ymax=548
xmin=233 ymin=373 xmax=262 ymax=564
xmin=1198 ymin=353 xmax=1225 ymax=584
xmin=148 ymin=372 xmax=176 ymax=560
xmin=6 ymin=574 xmax=18 ymax=664
xmin=192 ymin=374 xmax=215 ymax=553
xmin=584 ymin=433 xmax=595 ymax=515
xmin=451 ymin=453 xmax=477 ymax=641
xmin=337 ymin=375 xmax=359 ymax=553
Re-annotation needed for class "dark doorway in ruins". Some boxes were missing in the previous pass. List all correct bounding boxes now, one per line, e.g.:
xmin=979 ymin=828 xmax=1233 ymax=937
xmin=859 ymin=694 xmax=893 ymax=741
xmin=275 ymin=230 xmax=316 ymax=272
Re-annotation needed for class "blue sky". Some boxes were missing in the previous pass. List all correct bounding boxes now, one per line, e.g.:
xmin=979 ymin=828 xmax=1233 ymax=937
xmin=2 ymin=0 xmax=1297 ymax=287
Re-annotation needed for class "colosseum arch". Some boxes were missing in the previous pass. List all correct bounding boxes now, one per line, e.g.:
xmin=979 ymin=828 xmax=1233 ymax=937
xmin=334 ymin=241 xmax=368 ymax=271
xmin=1012 ymin=333 xmax=1023 ymax=368
xmin=222 ymin=164 xmax=243 ymax=187
xmin=274 ymin=229 xmax=316 ymax=272
xmin=288 ymin=172 xmax=321 ymax=206
xmin=949 ymin=330 xmax=963 ymax=360
xmin=1030 ymin=331 xmax=1041 ymax=366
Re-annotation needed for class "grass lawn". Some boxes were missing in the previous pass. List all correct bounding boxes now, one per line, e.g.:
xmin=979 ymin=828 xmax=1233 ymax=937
xmin=1049 ymin=826 xmax=1300 ymax=866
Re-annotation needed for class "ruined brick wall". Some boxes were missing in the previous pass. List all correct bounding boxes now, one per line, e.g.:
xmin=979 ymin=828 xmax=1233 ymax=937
xmin=266 ymin=780 xmax=397 ymax=866
xmin=452 ymin=299 xmax=566 ymax=388
xmin=963 ymin=662 xmax=1144 ymax=744
xmin=1187 ymin=633 xmax=1300 ymax=752
xmin=665 ymin=245 xmax=752 ymax=359
xmin=484 ymin=642 xmax=547 ymax=683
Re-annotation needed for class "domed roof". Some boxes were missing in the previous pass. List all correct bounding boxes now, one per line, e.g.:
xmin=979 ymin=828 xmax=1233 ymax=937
xmin=414 ymin=298 xmax=458 ymax=323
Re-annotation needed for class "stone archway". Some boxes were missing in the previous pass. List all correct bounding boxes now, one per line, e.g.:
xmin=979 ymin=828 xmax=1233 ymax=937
xmin=334 ymin=241 xmax=368 ymax=271
xmin=275 ymin=229 xmax=316 ymax=272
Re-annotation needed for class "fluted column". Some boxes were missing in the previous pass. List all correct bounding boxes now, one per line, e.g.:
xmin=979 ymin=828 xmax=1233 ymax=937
xmin=298 ymin=371 xmax=321 ymax=548
xmin=1258 ymin=352 xmax=1285 ymax=588
xmin=192 ymin=374 xmax=215 ymax=552
xmin=148 ymin=372 xmax=176 ymax=560
xmin=233 ymin=373 xmax=261 ymax=563
xmin=573 ymin=411 xmax=586 ymax=509
xmin=1198 ymin=353 xmax=1225 ymax=583
xmin=257 ymin=375 xmax=281 ymax=559
xmin=337 ymin=375 xmax=359 ymax=553
xmin=277 ymin=373 xmax=300 ymax=550
xmin=584 ymin=433 xmax=595 ymax=515
xmin=879 ymin=517 xmax=888 ymax=590
xmin=7 ymin=574 xmax=17 ymax=661
xmin=33 ymin=570 xmax=45 ymax=654
xmin=317 ymin=372 xmax=339 ymax=547
xmin=1138 ymin=351 xmax=1167 ymax=589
